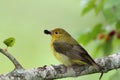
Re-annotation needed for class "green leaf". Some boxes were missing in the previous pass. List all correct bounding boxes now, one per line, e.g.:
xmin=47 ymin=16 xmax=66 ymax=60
xmin=116 ymin=21 xmax=120 ymax=29
xmin=93 ymin=41 xmax=104 ymax=57
xmin=103 ymin=8 xmax=116 ymax=23
xmin=78 ymin=32 xmax=91 ymax=45
xmin=103 ymin=37 xmax=113 ymax=56
xmin=3 ymin=37 xmax=16 ymax=47
xmin=78 ymin=23 xmax=103 ymax=45
xmin=81 ymin=0 xmax=95 ymax=15
xmin=95 ymin=0 xmax=104 ymax=14
xmin=90 ymin=23 xmax=103 ymax=38
xmin=115 ymin=5 xmax=120 ymax=20
xmin=103 ymin=0 xmax=120 ymax=23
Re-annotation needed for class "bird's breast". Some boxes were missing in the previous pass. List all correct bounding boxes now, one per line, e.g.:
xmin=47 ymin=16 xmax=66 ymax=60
xmin=51 ymin=44 xmax=72 ymax=66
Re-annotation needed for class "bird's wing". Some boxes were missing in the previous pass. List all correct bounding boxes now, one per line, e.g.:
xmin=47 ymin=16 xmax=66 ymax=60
xmin=53 ymin=41 xmax=96 ymax=65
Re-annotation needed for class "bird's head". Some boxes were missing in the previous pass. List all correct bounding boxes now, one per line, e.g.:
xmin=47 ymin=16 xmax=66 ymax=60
xmin=44 ymin=28 xmax=71 ymax=41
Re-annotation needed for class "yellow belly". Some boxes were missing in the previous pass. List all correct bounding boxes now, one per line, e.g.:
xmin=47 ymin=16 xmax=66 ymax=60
xmin=53 ymin=50 xmax=72 ymax=66
xmin=51 ymin=43 xmax=86 ymax=66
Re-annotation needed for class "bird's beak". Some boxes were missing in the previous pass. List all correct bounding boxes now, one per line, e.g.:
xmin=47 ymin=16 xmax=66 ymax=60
xmin=44 ymin=30 xmax=53 ymax=35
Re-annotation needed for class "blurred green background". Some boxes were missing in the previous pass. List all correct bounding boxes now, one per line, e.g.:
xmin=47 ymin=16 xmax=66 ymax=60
xmin=0 ymin=0 xmax=120 ymax=80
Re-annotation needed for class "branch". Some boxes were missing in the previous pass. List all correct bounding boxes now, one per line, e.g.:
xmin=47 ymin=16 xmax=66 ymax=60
xmin=0 ymin=48 xmax=23 ymax=69
xmin=0 ymin=48 xmax=120 ymax=80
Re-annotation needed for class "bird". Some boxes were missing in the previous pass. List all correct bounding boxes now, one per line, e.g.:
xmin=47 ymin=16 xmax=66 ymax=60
xmin=44 ymin=28 xmax=103 ymax=80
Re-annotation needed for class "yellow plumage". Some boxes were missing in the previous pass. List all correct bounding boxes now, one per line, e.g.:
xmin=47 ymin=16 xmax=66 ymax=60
xmin=51 ymin=43 xmax=87 ymax=66
xmin=44 ymin=28 xmax=103 ymax=80
xmin=52 ymin=49 xmax=72 ymax=66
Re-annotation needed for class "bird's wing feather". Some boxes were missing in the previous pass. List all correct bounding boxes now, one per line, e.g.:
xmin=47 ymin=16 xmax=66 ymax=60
xmin=53 ymin=41 xmax=96 ymax=65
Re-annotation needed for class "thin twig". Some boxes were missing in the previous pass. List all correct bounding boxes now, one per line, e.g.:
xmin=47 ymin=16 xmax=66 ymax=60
xmin=0 ymin=48 xmax=23 ymax=69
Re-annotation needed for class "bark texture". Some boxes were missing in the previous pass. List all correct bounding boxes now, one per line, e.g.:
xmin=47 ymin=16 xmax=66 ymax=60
xmin=0 ymin=48 xmax=120 ymax=80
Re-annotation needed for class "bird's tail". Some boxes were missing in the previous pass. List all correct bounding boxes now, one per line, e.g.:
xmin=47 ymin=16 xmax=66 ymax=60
xmin=92 ymin=62 xmax=104 ymax=80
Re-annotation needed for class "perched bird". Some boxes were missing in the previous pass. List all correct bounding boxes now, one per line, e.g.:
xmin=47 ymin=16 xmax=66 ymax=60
xmin=44 ymin=28 xmax=103 ymax=80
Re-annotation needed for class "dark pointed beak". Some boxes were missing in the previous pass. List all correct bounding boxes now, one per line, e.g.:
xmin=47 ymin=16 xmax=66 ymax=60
xmin=44 ymin=30 xmax=52 ymax=35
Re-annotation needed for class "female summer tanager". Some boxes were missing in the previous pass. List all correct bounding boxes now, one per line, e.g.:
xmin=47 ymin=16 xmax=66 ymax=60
xmin=44 ymin=28 xmax=103 ymax=80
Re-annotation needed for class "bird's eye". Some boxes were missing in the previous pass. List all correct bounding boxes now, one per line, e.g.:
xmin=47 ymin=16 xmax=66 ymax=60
xmin=55 ymin=32 xmax=58 ymax=34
